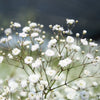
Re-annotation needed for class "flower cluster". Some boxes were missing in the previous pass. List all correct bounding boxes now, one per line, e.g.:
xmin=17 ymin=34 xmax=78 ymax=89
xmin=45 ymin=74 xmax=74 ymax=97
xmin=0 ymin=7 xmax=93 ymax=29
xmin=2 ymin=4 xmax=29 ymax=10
xmin=0 ymin=19 xmax=100 ymax=100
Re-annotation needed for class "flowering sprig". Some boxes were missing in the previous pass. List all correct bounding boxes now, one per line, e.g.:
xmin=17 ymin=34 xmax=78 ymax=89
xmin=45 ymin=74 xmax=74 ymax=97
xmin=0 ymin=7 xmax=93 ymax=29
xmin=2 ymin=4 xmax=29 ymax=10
xmin=0 ymin=19 xmax=100 ymax=100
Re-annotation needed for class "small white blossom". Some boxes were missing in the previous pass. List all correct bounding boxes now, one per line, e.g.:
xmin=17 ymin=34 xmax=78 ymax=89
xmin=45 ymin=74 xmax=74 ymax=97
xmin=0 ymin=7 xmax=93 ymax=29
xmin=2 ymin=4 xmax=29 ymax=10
xmin=24 ymin=56 xmax=33 ymax=64
xmin=12 ymin=48 xmax=21 ymax=55
xmin=21 ymin=80 xmax=27 ymax=88
xmin=92 ymin=82 xmax=98 ymax=86
xmin=45 ymin=49 xmax=55 ymax=57
xmin=8 ymin=80 xmax=18 ymax=93
xmin=0 ymin=56 xmax=4 ymax=63
xmin=37 ymin=84 xmax=44 ymax=91
xmin=46 ymin=67 xmax=56 ymax=76
xmin=7 ymin=36 xmax=12 ymax=41
xmin=35 ymin=37 xmax=44 ymax=44
xmin=76 ymin=80 xmax=86 ymax=89
xmin=31 ymin=44 xmax=39 ymax=51
xmin=0 ymin=38 xmax=7 ymax=43
xmin=23 ymin=26 xmax=30 ymax=32
xmin=20 ymin=91 xmax=27 ymax=97
xmin=29 ymin=74 xmax=40 ymax=83
xmin=48 ymin=39 xmax=57 ymax=48
xmin=4 ymin=28 xmax=12 ymax=35
xmin=29 ymin=22 xmax=37 ymax=27
xmin=32 ymin=58 xmax=42 ymax=68
xmin=89 ymin=42 xmax=98 ymax=47
xmin=13 ymin=22 xmax=21 ymax=27
xmin=86 ymin=53 xmax=93 ymax=59
xmin=23 ymin=41 xmax=31 ymax=46
xmin=59 ymin=58 xmax=72 ymax=67
xmin=81 ymin=38 xmax=88 ymax=45
xmin=8 ymin=53 xmax=13 ymax=59
xmin=71 ymin=44 xmax=81 ymax=51
xmin=84 ymin=70 xmax=91 ymax=76
xmin=66 ymin=36 xmax=74 ymax=43
xmin=66 ymin=19 xmax=75 ymax=25
xmin=67 ymin=92 xmax=76 ymax=99
xmin=19 ymin=32 xmax=28 ymax=38
xmin=28 ymin=92 xmax=35 ymax=100
xmin=31 ymin=32 xmax=39 ymax=38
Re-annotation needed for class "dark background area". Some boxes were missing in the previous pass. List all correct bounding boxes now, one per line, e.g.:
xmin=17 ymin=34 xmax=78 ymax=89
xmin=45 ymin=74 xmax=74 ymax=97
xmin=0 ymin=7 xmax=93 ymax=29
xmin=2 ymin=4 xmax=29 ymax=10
xmin=0 ymin=0 xmax=100 ymax=40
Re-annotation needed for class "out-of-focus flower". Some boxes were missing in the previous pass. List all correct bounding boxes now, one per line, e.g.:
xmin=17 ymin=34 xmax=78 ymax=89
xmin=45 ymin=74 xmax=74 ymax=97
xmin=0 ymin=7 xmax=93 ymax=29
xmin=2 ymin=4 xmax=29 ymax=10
xmin=13 ymin=22 xmax=21 ymax=28
xmin=66 ymin=36 xmax=74 ymax=43
xmin=0 ymin=56 xmax=4 ymax=63
xmin=12 ymin=48 xmax=21 ymax=55
xmin=45 ymin=49 xmax=55 ymax=57
xmin=59 ymin=58 xmax=72 ymax=67
xmin=24 ymin=56 xmax=33 ymax=64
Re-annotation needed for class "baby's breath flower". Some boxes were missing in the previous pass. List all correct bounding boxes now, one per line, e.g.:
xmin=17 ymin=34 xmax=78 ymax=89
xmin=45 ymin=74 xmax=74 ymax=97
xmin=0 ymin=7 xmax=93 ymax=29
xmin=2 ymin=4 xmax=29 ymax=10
xmin=21 ymin=80 xmax=27 ymax=88
xmin=22 ymin=26 xmax=30 ymax=33
xmin=59 ymin=58 xmax=72 ymax=67
xmin=12 ymin=48 xmax=21 ymax=55
xmin=0 ymin=56 xmax=4 ymax=63
xmin=84 ymin=70 xmax=91 ymax=76
xmin=24 ymin=56 xmax=33 ymax=64
xmin=28 ymin=92 xmax=35 ymax=100
xmin=28 ymin=73 xmax=40 ymax=83
xmin=8 ymin=80 xmax=18 ymax=93
xmin=76 ymin=80 xmax=86 ymax=89
xmin=8 ymin=53 xmax=13 ymax=59
xmin=89 ymin=42 xmax=98 ymax=47
xmin=4 ymin=28 xmax=12 ymax=35
xmin=32 ymin=58 xmax=42 ymax=68
xmin=48 ymin=39 xmax=57 ymax=48
xmin=0 ymin=38 xmax=7 ymax=43
xmin=19 ymin=32 xmax=28 ymax=38
xmin=13 ymin=22 xmax=21 ymax=28
xmin=45 ymin=49 xmax=55 ymax=57
xmin=92 ymin=82 xmax=98 ymax=87
xmin=23 ymin=40 xmax=31 ymax=46
xmin=31 ymin=32 xmax=39 ymax=38
xmin=66 ymin=36 xmax=74 ymax=43
xmin=46 ymin=67 xmax=56 ymax=76
xmin=31 ymin=44 xmax=39 ymax=51
xmin=81 ymin=38 xmax=88 ymax=45
xmin=7 ymin=35 xmax=12 ymax=41
xmin=66 ymin=19 xmax=75 ymax=25
xmin=29 ymin=22 xmax=37 ymax=27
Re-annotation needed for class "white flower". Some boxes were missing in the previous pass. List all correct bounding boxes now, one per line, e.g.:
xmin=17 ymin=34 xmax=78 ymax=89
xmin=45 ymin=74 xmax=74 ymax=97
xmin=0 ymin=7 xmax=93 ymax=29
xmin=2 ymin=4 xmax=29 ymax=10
xmin=23 ymin=40 xmax=31 ymax=46
xmin=0 ymin=79 xmax=3 ymax=84
xmin=59 ymin=58 xmax=72 ymax=67
xmin=0 ymin=56 xmax=4 ymax=63
xmin=20 ymin=91 xmax=27 ymax=97
xmin=66 ymin=36 xmax=74 ymax=43
xmin=8 ymin=80 xmax=18 ymax=93
xmin=92 ymin=82 xmax=98 ymax=86
xmin=81 ymin=38 xmax=88 ymax=45
xmin=45 ymin=49 xmax=55 ymax=57
xmin=53 ymin=24 xmax=60 ymax=31
xmin=12 ymin=48 xmax=21 ymax=55
xmin=29 ymin=22 xmax=37 ymax=27
xmin=13 ymin=22 xmax=21 ymax=27
xmin=23 ymin=26 xmax=30 ymax=32
xmin=86 ymin=53 xmax=93 ymax=59
xmin=40 ymin=80 xmax=48 ymax=87
xmin=35 ymin=37 xmax=44 ymax=44
xmin=89 ymin=42 xmax=98 ymax=47
xmin=66 ymin=19 xmax=75 ymax=25
xmin=4 ymin=28 xmax=12 ymax=35
xmin=46 ymin=67 xmax=56 ymax=76
xmin=21 ymin=80 xmax=27 ymax=88
xmin=48 ymin=39 xmax=57 ymax=48
xmin=31 ymin=32 xmax=39 ymax=38
xmin=32 ymin=58 xmax=42 ymax=68
xmin=19 ymin=32 xmax=28 ymax=38
xmin=31 ymin=44 xmax=39 ymax=51
xmin=29 ymin=74 xmax=40 ymax=83
xmin=67 ymin=92 xmax=76 ymax=99
xmin=7 ymin=36 xmax=12 ymax=41
xmin=71 ymin=44 xmax=81 ymax=51
xmin=84 ymin=70 xmax=90 ymax=76
xmin=24 ymin=56 xmax=33 ymax=64
xmin=28 ymin=92 xmax=35 ymax=100
xmin=0 ymin=38 xmax=7 ymax=43
xmin=37 ymin=84 xmax=44 ymax=91
xmin=8 ymin=53 xmax=13 ymax=59
xmin=0 ymin=95 xmax=5 ymax=100
xmin=76 ymin=80 xmax=86 ymax=89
